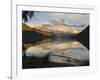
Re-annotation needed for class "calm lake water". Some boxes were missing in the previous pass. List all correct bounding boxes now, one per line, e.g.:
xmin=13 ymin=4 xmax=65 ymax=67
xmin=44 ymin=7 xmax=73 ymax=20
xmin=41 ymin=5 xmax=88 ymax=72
xmin=22 ymin=36 xmax=89 ymax=69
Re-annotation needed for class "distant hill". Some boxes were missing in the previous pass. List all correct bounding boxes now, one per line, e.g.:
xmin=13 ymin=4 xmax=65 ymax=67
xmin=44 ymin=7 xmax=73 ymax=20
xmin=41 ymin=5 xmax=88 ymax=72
xmin=22 ymin=23 xmax=33 ymax=31
xmin=22 ymin=23 xmax=51 ymax=44
xmin=22 ymin=23 xmax=51 ymax=36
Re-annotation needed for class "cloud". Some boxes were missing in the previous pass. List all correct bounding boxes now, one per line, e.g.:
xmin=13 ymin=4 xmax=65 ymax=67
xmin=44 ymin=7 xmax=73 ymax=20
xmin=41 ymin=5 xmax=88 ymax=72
xmin=28 ymin=11 xmax=89 ymax=26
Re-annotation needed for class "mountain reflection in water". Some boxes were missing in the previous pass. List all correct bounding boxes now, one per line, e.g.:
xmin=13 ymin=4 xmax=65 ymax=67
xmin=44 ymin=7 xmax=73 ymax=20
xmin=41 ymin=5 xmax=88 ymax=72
xmin=23 ymin=38 xmax=89 ymax=69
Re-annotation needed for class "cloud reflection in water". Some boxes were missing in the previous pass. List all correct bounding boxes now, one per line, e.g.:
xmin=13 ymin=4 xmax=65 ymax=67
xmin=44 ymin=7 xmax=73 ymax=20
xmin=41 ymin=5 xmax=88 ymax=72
xmin=25 ymin=39 xmax=89 ymax=65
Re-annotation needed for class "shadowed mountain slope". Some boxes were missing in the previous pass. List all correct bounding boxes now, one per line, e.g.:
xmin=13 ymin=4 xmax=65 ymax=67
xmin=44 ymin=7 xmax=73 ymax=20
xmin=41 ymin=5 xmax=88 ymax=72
xmin=75 ymin=25 xmax=89 ymax=50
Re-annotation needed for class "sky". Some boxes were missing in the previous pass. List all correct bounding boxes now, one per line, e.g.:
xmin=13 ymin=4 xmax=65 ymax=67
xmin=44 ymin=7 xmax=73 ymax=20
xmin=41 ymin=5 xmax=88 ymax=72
xmin=27 ymin=11 xmax=89 ymax=26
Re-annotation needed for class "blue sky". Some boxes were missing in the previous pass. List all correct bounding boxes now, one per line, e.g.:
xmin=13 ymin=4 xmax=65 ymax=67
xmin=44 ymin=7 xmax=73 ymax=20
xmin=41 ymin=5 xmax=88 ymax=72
xmin=27 ymin=11 xmax=89 ymax=26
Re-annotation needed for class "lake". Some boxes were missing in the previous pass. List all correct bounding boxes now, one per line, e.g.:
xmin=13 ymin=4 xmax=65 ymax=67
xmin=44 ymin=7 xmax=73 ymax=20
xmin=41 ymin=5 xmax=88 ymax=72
xmin=22 ymin=36 xmax=89 ymax=69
